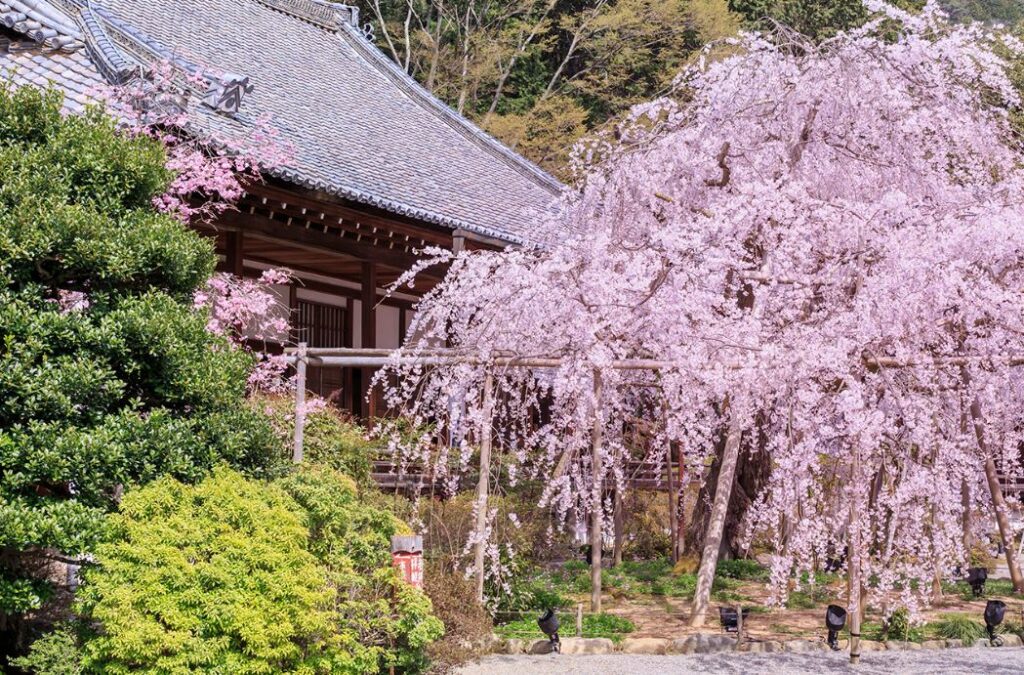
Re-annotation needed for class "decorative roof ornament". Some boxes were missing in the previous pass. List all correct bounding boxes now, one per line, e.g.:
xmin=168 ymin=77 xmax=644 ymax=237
xmin=0 ymin=0 xmax=83 ymax=51
xmin=360 ymin=21 xmax=373 ymax=42
xmin=202 ymin=72 xmax=253 ymax=115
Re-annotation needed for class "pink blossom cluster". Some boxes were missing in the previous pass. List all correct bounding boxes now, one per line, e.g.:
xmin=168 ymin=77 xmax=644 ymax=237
xmin=98 ymin=61 xmax=293 ymax=223
xmin=376 ymin=2 xmax=1024 ymax=612
xmin=194 ymin=268 xmax=294 ymax=392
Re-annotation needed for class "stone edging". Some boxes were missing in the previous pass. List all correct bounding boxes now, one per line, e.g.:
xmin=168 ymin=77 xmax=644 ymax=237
xmin=497 ymin=632 xmax=1024 ymax=656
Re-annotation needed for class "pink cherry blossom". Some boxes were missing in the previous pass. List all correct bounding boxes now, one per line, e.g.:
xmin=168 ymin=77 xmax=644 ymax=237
xmin=375 ymin=2 xmax=1024 ymax=611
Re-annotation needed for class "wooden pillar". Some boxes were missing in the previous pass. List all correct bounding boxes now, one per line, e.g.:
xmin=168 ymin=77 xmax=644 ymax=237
xmin=675 ymin=453 xmax=686 ymax=563
xmin=293 ymin=342 xmax=307 ymax=463
xmin=690 ymin=402 xmax=742 ymax=627
xmin=590 ymin=370 xmax=604 ymax=613
xmin=343 ymin=297 xmax=354 ymax=414
xmin=473 ymin=372 xmax=495 ymax=604
xmin=360 ymin=262 xmax=377 ymax=420
xmin=399 ymin=307 xmax=408 ymax=344
xmin=226 ymin=230 xmax=244 ymax=277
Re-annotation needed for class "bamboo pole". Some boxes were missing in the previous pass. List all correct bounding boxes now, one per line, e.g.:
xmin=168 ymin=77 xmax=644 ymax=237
xmin=690 ymin=402 xmax=743 ymax=627
xmin=849 ymin=443 xmax=862 ymax=665
xmin=667 ymin=442 xmax=678 ymax=565
xmin=590 ymin=369 xmax=604 ymax=613
xmin=473 ymin=371 xmax=495 ymax=604
xmin=292 ymin=342 xmax=307 ymax=463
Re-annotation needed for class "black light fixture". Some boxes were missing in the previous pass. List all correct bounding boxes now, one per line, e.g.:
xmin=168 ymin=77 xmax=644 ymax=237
xmin=825 ymin=604 xmax=847 ymax=651
xmin=984 ymin=600 xmax=1006 ymax=647
xmin=718 ymin=606 xmax=750 ymax=633
xmin=966 ymin=567 xmax=988 ymax=596
xmin=537 ymin=608 xmax=561 ymax=653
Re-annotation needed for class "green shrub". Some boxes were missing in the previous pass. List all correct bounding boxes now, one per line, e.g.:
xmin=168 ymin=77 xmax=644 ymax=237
xmin=929 ymin=613 xmax=987 ymax=646
xmin=10 ymin=624 xmax=83 ymax=675
xmin=258 ymin=394 xmax=374 ymax=486
xmin=77 ymin=467 xmax=343 ymax=673
xmin=276 ymin=465 xmax=444 ymax=673
xmin=716 ymin=559 xmax=769 ymax=581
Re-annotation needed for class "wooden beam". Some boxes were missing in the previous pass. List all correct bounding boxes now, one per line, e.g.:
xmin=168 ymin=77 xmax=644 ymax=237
xmin=219 ymin=210 xmax=424 ymax=272
xmin=244 ymin=181 xmax=454 ymax=247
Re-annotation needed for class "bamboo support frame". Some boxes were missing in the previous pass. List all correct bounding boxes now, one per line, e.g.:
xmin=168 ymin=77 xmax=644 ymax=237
xmin=285 ymin=346 xmax=1024 ymax=626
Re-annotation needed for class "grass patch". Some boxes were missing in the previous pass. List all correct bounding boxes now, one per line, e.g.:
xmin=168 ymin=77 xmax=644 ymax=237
xmin=925 ymin=613 xmax=987 ymax=646
xmin=495 ymin=612 xmax=636 ymax=643
xmin=716 ymin=559 xmax=770 ymax=581
xmin=941 ymin=578 xmax=1016 ymax=601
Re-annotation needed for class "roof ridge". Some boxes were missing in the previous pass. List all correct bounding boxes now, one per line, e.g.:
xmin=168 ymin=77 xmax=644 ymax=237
xmin=251 ymin=0 xmax=358 ymax=31
xmin=334 ymin=20 xmax=562 ymax=197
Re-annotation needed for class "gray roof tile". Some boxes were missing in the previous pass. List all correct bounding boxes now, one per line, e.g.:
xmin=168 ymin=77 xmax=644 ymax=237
xmin=1 ymin=0 xmax=562 ymax=244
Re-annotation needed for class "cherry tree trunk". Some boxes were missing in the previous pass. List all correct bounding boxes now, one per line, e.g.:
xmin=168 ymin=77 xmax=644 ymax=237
xmin=968 ymin=395 xmax=1024 ymax=593
xmin=690 ymin=409 xmax=743 ymax=627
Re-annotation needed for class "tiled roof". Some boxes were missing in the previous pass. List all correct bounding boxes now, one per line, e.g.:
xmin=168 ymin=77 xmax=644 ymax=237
xmin=0 ymin=0 xmax=562 ymax=244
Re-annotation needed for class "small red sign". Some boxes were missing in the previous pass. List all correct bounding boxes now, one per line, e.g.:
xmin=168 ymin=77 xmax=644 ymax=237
xmin=392 ymin=552 xmax=424 ymax=589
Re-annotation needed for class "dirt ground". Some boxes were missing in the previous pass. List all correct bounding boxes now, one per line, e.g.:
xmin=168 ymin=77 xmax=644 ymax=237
xmin=595 ymin=579 xmax=1024 ymax=641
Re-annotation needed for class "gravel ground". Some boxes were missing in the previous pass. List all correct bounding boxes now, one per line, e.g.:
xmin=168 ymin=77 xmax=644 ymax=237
xmin=456 ymin=647 xmax=1024 ymax=674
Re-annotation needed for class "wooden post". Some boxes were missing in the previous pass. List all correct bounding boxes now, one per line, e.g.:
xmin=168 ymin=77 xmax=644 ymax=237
xmin=590 ymin=370 xmax=604 ymax=613
xmin=473 ymin=371 xmax=495 ymax=604
xmin=360 ymin=262 xmax=377 ymax=420
xmin=735 ymin=603 xmax=743 ymax=649
xmin=848 ymin=442 xmax=862 ymax=665
xmin=293 ymin=342 xmax=307 ymax=463
xmin=667 ymin=443 xmax=678 ymax=564
xmin=576 ymin=603 xmax=583 ymax=637
xmin=963 ymin=369 xmax=1024 ymax=592
xmin=226 ymin=230 xmax=244 ymax=277
xmin=690 ymin=402 xmax=743 ymax=627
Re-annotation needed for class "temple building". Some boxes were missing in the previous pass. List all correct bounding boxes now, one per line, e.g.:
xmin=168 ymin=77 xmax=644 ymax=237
xmin=0 ymin=0 xmax=561 ymax=416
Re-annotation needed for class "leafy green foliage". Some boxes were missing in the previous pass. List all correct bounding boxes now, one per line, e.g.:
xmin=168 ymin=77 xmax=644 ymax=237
xmin=77 ymin=468 xmax=340 ymax=673
xmin=277 ymin=465 xmax=444 ymax=673
xmin=9 ymin=624 xmax=83 ymax=675
xmin=0 ymin=84 xmax=283 ymax=630
xmin=495 ymin=612 xmax=635 ymax=642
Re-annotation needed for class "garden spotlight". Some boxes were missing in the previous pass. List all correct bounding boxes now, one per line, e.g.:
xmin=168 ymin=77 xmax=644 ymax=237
xmin=984 ymin=600 xmax=1006 ymax=647
xmin=825 ymin=604 xmax=847 ymax=651
xmin=537 ymin=608 xmax=560 ymax=653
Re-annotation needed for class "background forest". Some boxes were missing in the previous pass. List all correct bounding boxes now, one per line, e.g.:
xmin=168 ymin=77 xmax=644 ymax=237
xmin=352 ymin=0 xmax=1024 ymax=179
